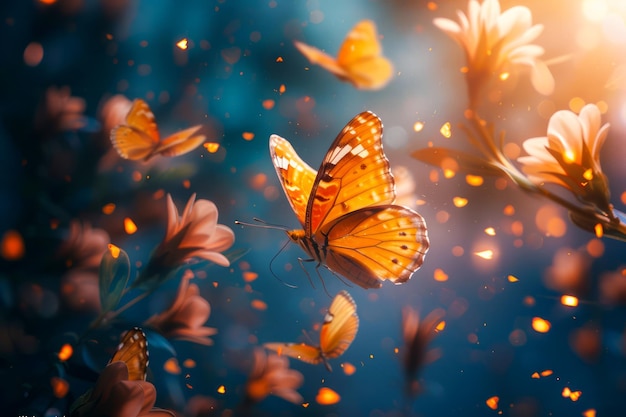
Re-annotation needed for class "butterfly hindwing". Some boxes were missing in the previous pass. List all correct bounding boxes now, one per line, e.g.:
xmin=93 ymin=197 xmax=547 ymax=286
xmin=293 ymin=41 xmax=348 ymax=80
xmin=322 ymin=206 xmax=429 ymax=287
xmin=109 ymin=327 xmax=149 ymax=381
xmin=269 ymin=134 xmax=318 ymax=227
xmin=156 ymin=125 xmax=206 ymax=157
xmin=319 ymin=290 xmax=358 ymax=360
xmin=307 ymin=111 xmax=395 ymax=234
xmin=263 ymin=342 xmax=322 ymax=365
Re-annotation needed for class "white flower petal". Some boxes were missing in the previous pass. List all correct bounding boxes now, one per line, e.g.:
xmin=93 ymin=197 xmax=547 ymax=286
xmin=530 ymin=60 xmax=555 ymax=95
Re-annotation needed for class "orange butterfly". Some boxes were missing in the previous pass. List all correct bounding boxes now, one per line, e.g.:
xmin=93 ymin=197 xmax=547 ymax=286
xmin=110 ymin=99 xmax=206 ymax=161
xmin=270 ymin=111 xmax=429 ymax=289
xmin=293 ymin=20 xmax=394 ymax=90
xmin=264 ymin=290 xmax=358 ymax=371
xmin=109 ymin=327 xmax=149 ymax=381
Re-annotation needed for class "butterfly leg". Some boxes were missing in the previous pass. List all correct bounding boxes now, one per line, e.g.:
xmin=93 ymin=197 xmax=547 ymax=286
xmin=297 ymin=257 xmax=318 ymax=289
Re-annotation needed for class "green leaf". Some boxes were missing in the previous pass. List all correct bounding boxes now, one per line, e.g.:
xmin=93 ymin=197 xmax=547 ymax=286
xmin=411 ymin=147 xmax=504 ymax=177
xmin=99 ymin=245 xmax=131 ymax=312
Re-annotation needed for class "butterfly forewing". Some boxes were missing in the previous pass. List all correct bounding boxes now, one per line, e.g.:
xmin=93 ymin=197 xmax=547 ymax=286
xmin=109 ymin=327 xmax=149 ymax=381
xmin=270 ymin=135 xmax=318 ymax=227
xmin=320 ymin=290 xmax=358 ymax=359
xmin=337 ymin=20 xmax=381 ymax=67
xmin=307 ymin=111 xmax=395 ymax=234
xmin=125 ymin=99 xmax=160 ymax=142
xmin=293 ymin=41 xmax=348 ymax=80
xmin=156 ymin=125 xmax=206 ymax=157
xmin=323 ymin=206 xmax=429 ymax=286
xmin=263 ymin=342 xmax=322 ymax=365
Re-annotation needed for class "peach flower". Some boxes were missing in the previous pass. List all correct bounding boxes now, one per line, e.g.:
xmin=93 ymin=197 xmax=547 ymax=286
xmin=434 ymin=0 xmax=554 ymax=106
xmin=244 ymin=348 xmax=304 ymax=405
xmin=36 ymin=86 xmax=87 ymax=133
xmin=144 ymin=273 xmax=217 ymax=345
xmin=70 ymin=361 xmax=173 ymax=417
xmin=134 ymin=194 xmax=234 ymax=290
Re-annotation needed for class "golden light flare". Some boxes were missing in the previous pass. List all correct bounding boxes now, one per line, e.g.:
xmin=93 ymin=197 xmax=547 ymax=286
xmin=164 ymin=358 xmax=182 ymax=374
xmin=413 ymin=121 xmax=425 ymax=132
xmin=474 ymin=249 xmax=494 ymax=260
xmin=453 ymin=196 xmax=468 ymax=207
xmin=507 ymin=275 xmax=519 ymax=282
xmin=203 ymin=142 xmax=220 ymax=153
xmin=531 ymin=317 xmax=551 ymax=333
xmin=316 ymin=387 xmax=340 ymax=405
xmin=102 ymin=203 xmax=116 ymax=214
xmin=124 ymin=217 xmax=138 ymax=234
xmin=1 ymin=230 xmax=25 ymax=261
xmin=435 ymin=321 xmax=446 ymax=332
xmin=341 ymin=362 xmax=356 ymax=375
xmin=484 ymin=227 xmax=496 ymax=236
xmin=594 ymin=223 xmax=603 ymax=238
xmin=176 ymin=38 xmax=188 ymax=50
xmin=276 ymin=56 xmax=284 ymax=62
xmin=427 ymin=1 xmax=437 ymax=10
xmin=107 ymin=243 xmax=121 ymax=259
xmin=302 ymin=402 xmax=310 ymax=408
xmin=465 ymin=174 xmax=484 ymax=186
xmin=583 ymin=409 xmax=596 ymax=417
xmin=279 ymin=84 xmax=286 ymax=94
xmin=242 ymin=132 xmax=255 ymax=141
xmin=563 ymin=149 xmax=576 ymax=163
xmin=58 ymin=344 xmax=73 ymax=361
xmin=499 ymin=72 xmax=510 ymax=80
xmin=568 ymin=97 xmax=586 ymax=113
xmin=440 ymin=122 xmax=452 ymax=138
xmin=583 ymin=168 xmax=593 ymax=181
xmin=433 ymin=268 xmax=449 ymax=282
xmin=485 ymin=396 xmax=499 ymax=410
xmin=217 ymin=385 xmax=226 ymax=394
xmin=561 ymin=295 xmax=579 ymax=307
xmin=562 ymin=387 xmax=582 ymax=401
xmin=541 ymin=370 xmax=554 ymax=377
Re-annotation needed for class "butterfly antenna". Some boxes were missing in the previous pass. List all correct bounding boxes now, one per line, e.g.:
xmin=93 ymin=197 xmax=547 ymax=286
xmin=269 ymin=240 xmax=298 ymax=288
xmin=234 ymin=218 xmax=289 ymax=232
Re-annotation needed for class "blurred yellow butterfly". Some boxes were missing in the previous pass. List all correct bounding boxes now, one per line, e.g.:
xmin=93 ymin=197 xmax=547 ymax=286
xmin=264 ymin=290 xmax=358 ymax=371
xmin=293 ymin=20 xmax=394 ymax=90
xmin=270 ymin=111 xmax=429 ymax=289
xmin=109 ymin=327 xmax=149 ymax=381
xmin=110 ymin=99 xmax=205 ymax=161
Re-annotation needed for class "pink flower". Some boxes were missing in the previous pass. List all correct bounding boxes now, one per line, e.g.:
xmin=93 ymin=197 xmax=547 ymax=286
xmin=144 ymin=273 xmax=217 ymax=345
xmin=71 ymin=361 xmax=173 ymax=417
xmin=36 ymin=86 xmax=86 ymax=133
xmin=99 ymin=94 xmax=133 ymax=135
xmin=245 ymin=348 xmax=304 ymax=405
xmin=134 ymin=194 xmax=235 ymax=290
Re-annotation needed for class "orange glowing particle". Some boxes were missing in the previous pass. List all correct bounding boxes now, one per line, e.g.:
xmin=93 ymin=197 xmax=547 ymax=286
xmin=426 ymin=1 xmax=438 ymax=11
xmin=175 ymin=38 xmax=188 ymax=50
xmin=250 ymin=173 xmax=267 ymax=190
xmin=302 ymin=402 xmax=310 ymax=408
xmin=183 ymin=358 xmax=196 ymax=368
xmin=124 ymin=217 xmax=138 ymax=234
xmin=413 ymin=121 xmax=425 ymax=132
xmin=523 ymin=296 xmax=536 ymax=307
xmin=499 ymin=72 xmax=510 ymax=80
xmin=531 ymin=372 xmax=540 ymax=379
xmin=58 ymin=343 xmax=73 ymax=361
xmin=586 ymin=238 xmax=604 ymax=258
xmin=569 ymin=97 xmax=586 ymax=113
xmin=262 ymin=99 xmax=275 ymax=110
xmin=39 ymin=0 xmax=57 ymax=4
xmin=102 ymin=203 xmax=116 ymax=214
xmin=217 ymin=385 xmax=226 ymax=394
xmin=443 ymin=169 xmax=455 ymax=179
xmin=507 ymin=275 xmax=519 ymax=282
xmin=583 ymin=168 xmax=593 ymax=181
xmin=435 ymin=320 xmax=446 ymax=331
xmin=561 ymin=295 xmax=579 ymax=307
xmin=1 ymin=230 xmax=25 ymax=261
xmin=108 ymin=244 xmax=121 ymax=259
xmin=540 ymin=370 xmax=553 ymax=377
xmin=182 ymin=179 xmax=191 ymax=189
xmin=485 ymin=396 xmax=499 ymax=410
xmin=243 ymin=271 xmax=258 ymax=282
xmin=131 ymin=170 xmax=142 ymax=182
xmin=433 ymin=268 xmax=449 ymax=282
xmin=316 ymin=387 xmax=340 ymax=405
xmin=484 ymin=227 xmax=496 ymax=236
xmin=276 ymin=56 xmax=284 ymax=62
xmin=503 ymin=204 xmax=515 ymax=216
xmin=242 ymin=132 xmax=255 ymax=141
xmin=583 ymin=409 xmax=596 ymax=417
xmin=562 ymin=387 xmax=571 ymax=397
xmin=164 ymin=358 xmax=181 ymax=374
xmin=440 ymin=122 xmax=452 ymax=138
xmin=511 ymin=220 xmax=524 ymax=236
xmin=24 ymin=42 xmax=44 ymax=67
xmin=50 ymin=377 xmax=69 ymax=398
xmin=531 ymin=317 xmax=551 ymax=333
xmin=251 ymin=299 xmax=267 ymax=311
xmin=341 ymin=362 xmax=356 ymax=375
xmin=474 ymin=250 xmax=494 ymax=260
xmin=153 ymin=189 xmax=165 ymax=200
xmin=203 ymin=142 xmax=220 ymax=153
xmin=594 ymin=223 xmax=603 ymax=238
xmin=453 ymin=196 xmax=468 ymax=207
xmin=460 ymin=66 xmax=469 ymax=73
xmin=465 ymin=174 xmax=484 ymax=186
xmin=279 ymin=84 xmax=286 ymax=94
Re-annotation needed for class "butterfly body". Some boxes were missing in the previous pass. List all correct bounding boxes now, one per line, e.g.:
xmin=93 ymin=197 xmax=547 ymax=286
xmin=110 ymin=99 xmax=206 ymax=161
xmin=265 ymin=290 xmax=358 ymax=371
xmin=270 ymin=111 xmax=429 ymax=289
